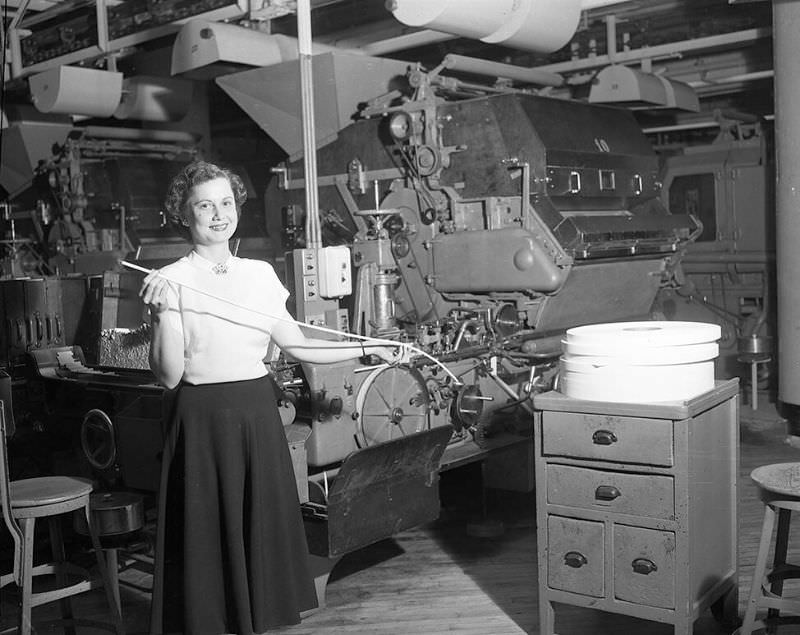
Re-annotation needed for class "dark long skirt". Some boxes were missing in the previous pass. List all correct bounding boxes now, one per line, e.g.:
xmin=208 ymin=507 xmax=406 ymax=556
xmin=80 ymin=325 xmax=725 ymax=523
xmin=149 ymin=376 xmax=318 ymax=634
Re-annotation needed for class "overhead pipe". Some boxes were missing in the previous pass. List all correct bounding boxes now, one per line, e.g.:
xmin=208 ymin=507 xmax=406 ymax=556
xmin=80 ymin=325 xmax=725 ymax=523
xmin=535 ymin=27 xmax=770 ymax=74
xmin=439 ymin=54 xmax=564 ymax=87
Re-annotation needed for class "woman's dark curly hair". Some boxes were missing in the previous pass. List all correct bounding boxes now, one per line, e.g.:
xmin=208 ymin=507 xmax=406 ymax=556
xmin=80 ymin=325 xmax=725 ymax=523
xmin=164 ymin=161 xmax=248 ymax=234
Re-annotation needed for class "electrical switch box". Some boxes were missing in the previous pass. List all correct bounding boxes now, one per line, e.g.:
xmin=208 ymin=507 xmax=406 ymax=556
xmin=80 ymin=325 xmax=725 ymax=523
xmin=318 ymin=246 xmax=352 ymax=298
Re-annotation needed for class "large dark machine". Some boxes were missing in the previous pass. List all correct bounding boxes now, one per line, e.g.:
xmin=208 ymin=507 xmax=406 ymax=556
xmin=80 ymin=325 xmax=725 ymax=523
xmin=220 ymin=57 xmax=702 ymax=472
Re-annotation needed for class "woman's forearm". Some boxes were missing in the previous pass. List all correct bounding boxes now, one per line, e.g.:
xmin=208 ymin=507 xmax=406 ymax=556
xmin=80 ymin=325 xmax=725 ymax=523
xmin=149 ymin=311 xmax=185 ymax=389
xmin=280 ymin=338 xmax=372 ymax=364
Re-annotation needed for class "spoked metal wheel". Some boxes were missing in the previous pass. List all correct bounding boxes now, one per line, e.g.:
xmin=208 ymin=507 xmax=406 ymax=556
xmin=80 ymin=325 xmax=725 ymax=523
xmin=355 ymin=365 xmax=430 ymax=447
xmin=81 ymin=408 xmax=117 ymax=471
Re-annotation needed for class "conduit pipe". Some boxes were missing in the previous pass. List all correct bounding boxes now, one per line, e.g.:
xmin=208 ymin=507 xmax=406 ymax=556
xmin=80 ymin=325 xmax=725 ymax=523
xmin=439 ymin=54 xmax=564 ymax=87
xmin=297 ymin=0 xmax=322 ymax=248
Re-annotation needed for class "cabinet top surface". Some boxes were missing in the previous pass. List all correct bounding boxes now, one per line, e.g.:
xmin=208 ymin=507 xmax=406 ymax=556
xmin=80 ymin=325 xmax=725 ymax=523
xmin=534 ymin=378 xmax=739 ymax=419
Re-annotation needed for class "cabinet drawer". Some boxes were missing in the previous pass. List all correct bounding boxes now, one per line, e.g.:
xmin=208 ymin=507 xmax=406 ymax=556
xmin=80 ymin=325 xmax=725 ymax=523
xmin=613 ymin=524 xmax=675 ymax=608
xmin=547 ymin=515 xmax=604 ymax=597
xmin=547 ymin=464 xmax=675 ymax=520
xmin=541 ymin=411 xmax=674 ymax=466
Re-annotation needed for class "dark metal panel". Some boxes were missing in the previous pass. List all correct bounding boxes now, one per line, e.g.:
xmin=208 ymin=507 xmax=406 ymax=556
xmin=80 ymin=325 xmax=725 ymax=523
xmin=304 ymin=425 xmax=453 ymax=558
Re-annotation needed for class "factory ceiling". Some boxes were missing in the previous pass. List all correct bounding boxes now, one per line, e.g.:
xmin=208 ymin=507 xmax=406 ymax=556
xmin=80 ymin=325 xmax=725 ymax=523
xmin=0 ymin=0 xmax=775 ymax=141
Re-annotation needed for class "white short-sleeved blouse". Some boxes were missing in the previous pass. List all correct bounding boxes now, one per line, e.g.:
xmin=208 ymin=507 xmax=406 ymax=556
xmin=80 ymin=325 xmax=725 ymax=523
xmin=158 ymin=251 xmax=292 ymax=384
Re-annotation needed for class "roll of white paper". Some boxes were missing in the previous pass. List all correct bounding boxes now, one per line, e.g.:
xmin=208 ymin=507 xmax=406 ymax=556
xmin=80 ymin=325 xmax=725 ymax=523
xmin=390 ymin=0 xmax=514 ymax=38
xmin=560 ymin=361 xmax=716 ymax=403
xmin=390 ymin=0 xmax=581 ymax=54
xmin=564 ymin=321 xmax=721 ymax=350
xmin=481 ymin=0 xmax=582 ymax=52
xmin=561 ymin=341 xmax=719 ymax=364
xmin=559 ymin=321 xmax=721 ymax=403
xmin=29 ymin=67 xmax=123 ymax=118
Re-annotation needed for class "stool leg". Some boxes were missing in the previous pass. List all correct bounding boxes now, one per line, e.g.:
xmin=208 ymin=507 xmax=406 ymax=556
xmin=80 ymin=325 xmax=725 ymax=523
xmin=83 ymin=505 xmax=125 ymax=635
xmin=740 ymin=503 xmax=777 ymax=635
xmin=767 ymin=508 xmax=792 ymax=629
xmin=751 ymin=361 xmax=759 ymax=410
xmin=48 ymin=516 xmax=76 ymax=635
xmin=104 ymin=548 xmax=121 ymax=611
xmin=18 ymin=518 xmax=35 ymax=635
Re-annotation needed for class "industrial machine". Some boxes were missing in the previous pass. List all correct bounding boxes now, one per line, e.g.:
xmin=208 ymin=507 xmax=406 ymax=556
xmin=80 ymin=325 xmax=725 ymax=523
xmin=217 ymin=56 xmax=702 ymax=476
xmin=1 ymin=51 xmax=701 ymax=498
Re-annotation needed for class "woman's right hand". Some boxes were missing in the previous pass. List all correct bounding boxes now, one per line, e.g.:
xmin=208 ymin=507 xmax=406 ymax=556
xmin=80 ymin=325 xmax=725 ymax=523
xmin=368 ymin=344 xmax=413 ymax=365
xmin=139 ymin=270 xmax=173 ymax=315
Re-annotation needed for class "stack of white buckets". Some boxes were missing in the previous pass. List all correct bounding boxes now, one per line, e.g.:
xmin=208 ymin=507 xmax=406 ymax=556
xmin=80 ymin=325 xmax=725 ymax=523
xmin=559 ymin=321 xmax=721 ymax=403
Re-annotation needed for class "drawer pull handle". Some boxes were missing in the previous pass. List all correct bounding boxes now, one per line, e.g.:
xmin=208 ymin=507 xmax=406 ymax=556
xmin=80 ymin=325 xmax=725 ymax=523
xmin=564 ymin=551 xmax=588 ymax=568
xmin=595 ymin=485 xmax=621 ymax=501
xmin=592 ymin=430 xmax=618 ymax=445
xmin=632 ymin=558 xmax=658 ymax=575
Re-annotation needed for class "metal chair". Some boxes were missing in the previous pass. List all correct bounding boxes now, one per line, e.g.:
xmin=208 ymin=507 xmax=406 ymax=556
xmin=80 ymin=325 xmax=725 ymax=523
xmin=0 ymin=370 xmax=124 ymax=634
xmin=736 ymin=462 xmax=800 ymax=634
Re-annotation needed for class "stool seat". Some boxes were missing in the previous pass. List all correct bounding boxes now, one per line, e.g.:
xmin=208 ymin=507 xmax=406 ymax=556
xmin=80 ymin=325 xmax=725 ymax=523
xmin=735 ymin=462 xmax=800 ymax=634
xmin=751 ymin=463 xmax=800 ymax=499
xmin=10 ymin=476 xmax=94 ymax=509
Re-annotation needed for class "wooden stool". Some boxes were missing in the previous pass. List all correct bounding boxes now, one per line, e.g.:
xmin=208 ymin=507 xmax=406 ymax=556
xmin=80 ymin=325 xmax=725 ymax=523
xmin=0 ymin=372 xmax=124 ymax=635
xmin=737 ymin=462 xmax=800 ymax=634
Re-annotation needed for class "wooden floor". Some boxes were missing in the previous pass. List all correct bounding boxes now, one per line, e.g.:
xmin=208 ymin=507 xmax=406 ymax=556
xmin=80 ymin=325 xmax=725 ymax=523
xmin=4 ymin=393 xmax=800 ymax=634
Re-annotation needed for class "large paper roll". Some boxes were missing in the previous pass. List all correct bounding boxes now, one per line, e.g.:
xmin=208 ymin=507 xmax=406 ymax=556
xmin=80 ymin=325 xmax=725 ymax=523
xmin=390 ymin=0 xmax=516 ymax=40
xmin=114 ymin=76 xmax=194 ymax=121
xmin=564 ymin=321 xmax=722 ymax=353
xmin=482 ymin=0 xmax=582 ymax=52
xmin=559 ymin=321 xmax=721 ymax=403
xmin=390 ymin=0 xmax=582 ymax=54
xmin=560 ymin=362 xmax=716 ymax=403
xmin=29 ymin=67 xmax=123 ymax=118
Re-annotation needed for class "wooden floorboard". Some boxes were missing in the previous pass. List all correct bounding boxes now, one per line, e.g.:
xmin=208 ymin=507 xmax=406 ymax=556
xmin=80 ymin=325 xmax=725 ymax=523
xmin=5 ymin=396 xmax=800 ymax=633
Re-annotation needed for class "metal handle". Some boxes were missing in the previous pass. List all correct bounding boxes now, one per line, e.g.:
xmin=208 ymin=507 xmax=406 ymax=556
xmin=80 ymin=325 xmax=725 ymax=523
xmin=568 ymin=170 xmax=581 ymax=194
xmin=12 ymin=318 xmax=24 ymax=345
xmin=632 ymin=173 xmax=643 ymax=196
xmin=564 ymin=551 xmax=588 ymax=568
xmin=592 ymin=429 xmax=618 ymax=445
xmin=35 ymin=315 xmax=43 ymax=345
xmin=595 ymin=485 xmax=621 ymax=501
xmin=632 ymin=558 xmax=658 ymax=575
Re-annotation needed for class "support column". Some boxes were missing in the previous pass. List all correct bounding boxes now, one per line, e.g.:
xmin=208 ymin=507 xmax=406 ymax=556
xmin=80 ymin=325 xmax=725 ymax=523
xmin=773 ymin=0 xmax=800 ymax=427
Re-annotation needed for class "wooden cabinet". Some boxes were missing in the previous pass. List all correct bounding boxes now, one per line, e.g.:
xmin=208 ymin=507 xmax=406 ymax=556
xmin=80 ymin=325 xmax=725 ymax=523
xmin=534 ymin=379 xmax=739 ymax=634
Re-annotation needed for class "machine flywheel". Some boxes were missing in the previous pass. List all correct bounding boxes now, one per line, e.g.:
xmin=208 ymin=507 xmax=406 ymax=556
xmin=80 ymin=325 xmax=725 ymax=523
xmin=355 ymin=365 xmax=430 ymax=447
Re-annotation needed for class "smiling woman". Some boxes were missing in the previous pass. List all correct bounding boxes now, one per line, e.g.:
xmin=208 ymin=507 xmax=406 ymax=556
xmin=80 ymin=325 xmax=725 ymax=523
xmin=137 ymin=160 xmax=402 ymax=635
